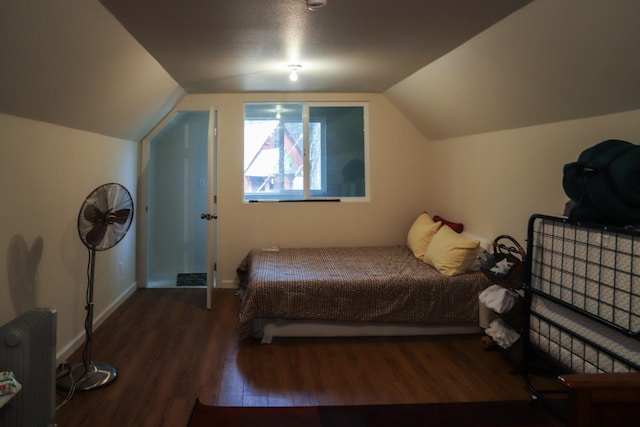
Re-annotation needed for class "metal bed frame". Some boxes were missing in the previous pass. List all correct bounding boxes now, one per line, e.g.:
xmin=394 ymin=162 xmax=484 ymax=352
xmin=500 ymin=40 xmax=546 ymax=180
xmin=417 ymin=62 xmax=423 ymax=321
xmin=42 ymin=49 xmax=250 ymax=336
xmin=523 ymin=214 xmax=640 ymax=420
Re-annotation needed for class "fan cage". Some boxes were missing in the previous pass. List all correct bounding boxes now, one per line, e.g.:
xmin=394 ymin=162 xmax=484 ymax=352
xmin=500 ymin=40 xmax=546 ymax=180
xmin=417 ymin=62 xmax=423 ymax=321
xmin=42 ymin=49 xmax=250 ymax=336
xmin=77 ymin=183 xmax=134 ymax=251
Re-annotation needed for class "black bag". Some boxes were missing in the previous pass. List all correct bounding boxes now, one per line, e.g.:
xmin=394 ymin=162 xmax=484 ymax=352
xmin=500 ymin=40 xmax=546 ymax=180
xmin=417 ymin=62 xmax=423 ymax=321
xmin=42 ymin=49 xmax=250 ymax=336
xmin=563 ymin=139 xmax=640 ymax=226
xmin=479 ymin=235 xmax=525 ymax=289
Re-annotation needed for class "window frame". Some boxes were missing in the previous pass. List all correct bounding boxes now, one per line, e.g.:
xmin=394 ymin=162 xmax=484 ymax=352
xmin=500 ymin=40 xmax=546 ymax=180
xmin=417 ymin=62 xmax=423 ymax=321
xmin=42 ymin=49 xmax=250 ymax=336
xmin=243 ymin=101 xmax=369 ymax=203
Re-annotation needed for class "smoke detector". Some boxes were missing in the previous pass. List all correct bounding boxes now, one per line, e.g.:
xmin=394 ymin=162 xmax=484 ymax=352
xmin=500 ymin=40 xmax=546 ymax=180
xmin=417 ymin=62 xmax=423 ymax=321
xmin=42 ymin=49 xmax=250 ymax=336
xmin=305 ymin=0 xmax=327 ymax=11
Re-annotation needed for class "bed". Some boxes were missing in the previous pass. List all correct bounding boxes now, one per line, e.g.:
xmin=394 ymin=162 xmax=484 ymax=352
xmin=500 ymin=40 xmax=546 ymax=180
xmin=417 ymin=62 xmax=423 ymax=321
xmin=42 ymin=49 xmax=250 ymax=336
xmin=523 ymin=214 xmax=640 ymax=422
xmin=236 ymin=227 xmax=493 ymax=343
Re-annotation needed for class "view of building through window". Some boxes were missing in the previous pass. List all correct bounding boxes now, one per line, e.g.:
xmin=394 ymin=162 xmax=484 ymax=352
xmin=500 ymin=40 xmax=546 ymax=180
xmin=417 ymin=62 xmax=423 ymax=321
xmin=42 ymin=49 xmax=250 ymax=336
xmin=244 ymin=103 xmax=367 ymax=201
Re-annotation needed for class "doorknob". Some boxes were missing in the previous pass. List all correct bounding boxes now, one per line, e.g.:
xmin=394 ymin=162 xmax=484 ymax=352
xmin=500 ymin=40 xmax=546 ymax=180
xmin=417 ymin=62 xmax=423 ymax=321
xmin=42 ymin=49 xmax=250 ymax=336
xmin=200 ymin=213 xmax=218 ymax=220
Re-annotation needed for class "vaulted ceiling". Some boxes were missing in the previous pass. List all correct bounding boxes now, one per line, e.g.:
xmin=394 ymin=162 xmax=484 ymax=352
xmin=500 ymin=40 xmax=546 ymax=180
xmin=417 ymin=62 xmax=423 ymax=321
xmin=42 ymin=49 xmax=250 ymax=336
xmin=97 ymin=0 xmax=531 ymax=94
xmin=1 ymin=0 xmax=639 ymax=142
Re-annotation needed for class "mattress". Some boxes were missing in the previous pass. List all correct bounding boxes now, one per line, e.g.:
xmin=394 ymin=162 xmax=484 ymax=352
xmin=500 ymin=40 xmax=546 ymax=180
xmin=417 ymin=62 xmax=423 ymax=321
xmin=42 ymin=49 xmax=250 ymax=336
xmin=237 ymin=245 xmax=491 ymax=339
xmin=529 ymin=295 xmax=640 ymax=373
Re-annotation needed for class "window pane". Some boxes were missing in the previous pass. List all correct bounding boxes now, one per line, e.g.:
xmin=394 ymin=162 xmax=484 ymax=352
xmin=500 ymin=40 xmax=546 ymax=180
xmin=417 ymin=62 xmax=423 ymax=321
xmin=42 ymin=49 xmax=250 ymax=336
xmin=244 ymin=103 xmax=367 ymax=201
xmin=244 ymin=104 xmax=304 ymax=201
xmin=310 ymin=106 xmax=365 ymax=198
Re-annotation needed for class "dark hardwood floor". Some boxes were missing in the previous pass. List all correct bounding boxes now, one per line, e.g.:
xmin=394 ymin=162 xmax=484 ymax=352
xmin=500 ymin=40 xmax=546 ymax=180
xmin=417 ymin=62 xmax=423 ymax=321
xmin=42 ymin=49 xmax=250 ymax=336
xmin=53 ymin=288 xmax=548 ymax=427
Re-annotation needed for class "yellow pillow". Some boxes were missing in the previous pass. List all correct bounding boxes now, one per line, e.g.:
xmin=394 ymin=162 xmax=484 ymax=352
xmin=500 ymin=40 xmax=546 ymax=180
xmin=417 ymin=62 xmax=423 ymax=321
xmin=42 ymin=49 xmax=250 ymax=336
xmin=423 ymin=225 xmax=481 ymax=276
xmin=406 ymin=212 xmax=442 ymax=260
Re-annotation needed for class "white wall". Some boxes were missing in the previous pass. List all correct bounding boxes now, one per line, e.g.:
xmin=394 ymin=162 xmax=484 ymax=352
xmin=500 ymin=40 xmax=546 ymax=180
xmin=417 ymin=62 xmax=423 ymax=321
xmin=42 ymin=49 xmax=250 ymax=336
xmin=169 ymin=93 xmax=431 ymax=286
xmin=422 ymin=109 xmax=640 ymax=246
xmin=0 ymin=113 xmax=138 ymax=362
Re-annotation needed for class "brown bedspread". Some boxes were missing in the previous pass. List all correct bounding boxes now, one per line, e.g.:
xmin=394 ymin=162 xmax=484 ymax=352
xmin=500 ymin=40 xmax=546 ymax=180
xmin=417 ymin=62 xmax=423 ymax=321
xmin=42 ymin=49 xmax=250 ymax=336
xmin=237 ymin=246 xmax=491 ymax=338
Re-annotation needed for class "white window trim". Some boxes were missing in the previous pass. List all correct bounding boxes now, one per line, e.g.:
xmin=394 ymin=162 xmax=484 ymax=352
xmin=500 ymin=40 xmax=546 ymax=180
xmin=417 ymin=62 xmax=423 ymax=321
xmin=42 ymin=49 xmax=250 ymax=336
xmin=243 ymin=101 xmax=370 ymax=203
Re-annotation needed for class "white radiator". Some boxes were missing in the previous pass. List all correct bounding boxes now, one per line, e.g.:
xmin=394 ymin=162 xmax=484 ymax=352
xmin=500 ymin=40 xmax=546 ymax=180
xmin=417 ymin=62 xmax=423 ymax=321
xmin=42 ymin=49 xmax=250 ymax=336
xmin=0 ymin=308 xmax=57 ymax=427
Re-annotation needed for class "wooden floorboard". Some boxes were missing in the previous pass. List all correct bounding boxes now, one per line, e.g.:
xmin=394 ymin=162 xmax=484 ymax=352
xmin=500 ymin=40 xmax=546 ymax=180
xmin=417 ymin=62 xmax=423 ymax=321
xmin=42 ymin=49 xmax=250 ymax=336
xmin=53 ymin=288 xmax=547 ymax=427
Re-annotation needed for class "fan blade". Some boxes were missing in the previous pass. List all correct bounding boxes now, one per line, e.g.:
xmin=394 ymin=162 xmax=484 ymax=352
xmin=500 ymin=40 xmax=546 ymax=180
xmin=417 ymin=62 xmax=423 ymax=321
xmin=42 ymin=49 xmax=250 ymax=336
xmin=84 ymin=203 xmax=106 ymax=224
xmin=110 ymin=208 xmax=131 ymax=225
xmin=95 ymin=186 xmax=109 ymax=211
xmin=86 ymin=223 xmax=107 ymax=247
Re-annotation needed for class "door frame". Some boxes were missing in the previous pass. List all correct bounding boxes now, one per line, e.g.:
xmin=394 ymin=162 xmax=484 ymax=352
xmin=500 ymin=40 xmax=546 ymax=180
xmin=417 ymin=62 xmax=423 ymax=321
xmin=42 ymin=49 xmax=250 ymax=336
xmin=137 ymin=106 xmax=218 ymax=309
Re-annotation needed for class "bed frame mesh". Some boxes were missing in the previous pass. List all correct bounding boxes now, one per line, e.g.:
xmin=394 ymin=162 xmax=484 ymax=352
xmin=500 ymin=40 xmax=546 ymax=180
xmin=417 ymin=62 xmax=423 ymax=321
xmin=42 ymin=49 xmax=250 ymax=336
xmin=523 ymin=214 xmax=640 ymax=416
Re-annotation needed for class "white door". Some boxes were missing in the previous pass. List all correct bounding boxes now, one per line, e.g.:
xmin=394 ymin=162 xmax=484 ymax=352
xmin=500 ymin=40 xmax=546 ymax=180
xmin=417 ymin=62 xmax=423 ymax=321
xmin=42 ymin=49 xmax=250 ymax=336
xmin=140 ymin=107 xmax=218 ymax=308
xmin=204 ymin=107 xmax=218 ymax=309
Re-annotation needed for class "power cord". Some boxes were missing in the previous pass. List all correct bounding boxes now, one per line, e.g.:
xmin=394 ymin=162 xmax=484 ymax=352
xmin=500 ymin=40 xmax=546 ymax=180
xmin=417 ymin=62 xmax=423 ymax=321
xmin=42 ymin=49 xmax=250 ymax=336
xmin=55 ymin=362 xmax=75 ymax=410
xmin=55 ymin=248 xmax=99 ymax=411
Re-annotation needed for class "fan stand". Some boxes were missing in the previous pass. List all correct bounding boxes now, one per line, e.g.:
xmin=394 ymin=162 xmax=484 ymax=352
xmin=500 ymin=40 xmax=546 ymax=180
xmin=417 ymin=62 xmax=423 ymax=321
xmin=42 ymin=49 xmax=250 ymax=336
xmin=57 ymin=182 xmax=132 ymax=393
xmin=57 ymin=247 xmax=117 ymax=391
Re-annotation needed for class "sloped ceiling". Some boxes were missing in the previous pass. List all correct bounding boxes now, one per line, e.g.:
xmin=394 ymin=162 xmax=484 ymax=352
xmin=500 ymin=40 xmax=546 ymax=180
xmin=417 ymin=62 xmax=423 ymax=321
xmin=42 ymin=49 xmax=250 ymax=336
xmin=1 ymin=0 xmax=639 ymax=141
xmin=385 ymin=0 xmax=640 ymax=140
xmin=97 ymin=0 xmax=531 ymax=94
xmin=0 ymin=0 xmax=184 ymax=141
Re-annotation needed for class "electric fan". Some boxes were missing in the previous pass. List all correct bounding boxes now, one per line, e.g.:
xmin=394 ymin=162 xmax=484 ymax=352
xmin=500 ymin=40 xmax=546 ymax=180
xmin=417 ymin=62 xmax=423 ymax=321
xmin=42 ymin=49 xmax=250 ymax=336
xmin=57 ymin=183 xmax=134 ymax=392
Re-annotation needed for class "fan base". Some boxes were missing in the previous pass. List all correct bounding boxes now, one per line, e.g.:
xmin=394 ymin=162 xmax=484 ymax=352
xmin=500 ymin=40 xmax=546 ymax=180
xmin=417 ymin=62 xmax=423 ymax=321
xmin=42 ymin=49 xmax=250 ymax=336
xmin=57 ymin=361 xmax=117 ymax=391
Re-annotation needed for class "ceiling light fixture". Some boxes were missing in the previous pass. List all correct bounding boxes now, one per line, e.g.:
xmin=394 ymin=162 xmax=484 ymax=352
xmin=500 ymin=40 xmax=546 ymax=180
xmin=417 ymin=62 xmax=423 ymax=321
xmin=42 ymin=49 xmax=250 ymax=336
xmin=288 ymin=64 xmax=301 ymax=82
xmin=304 ymin=0 xmax=327 ymax=11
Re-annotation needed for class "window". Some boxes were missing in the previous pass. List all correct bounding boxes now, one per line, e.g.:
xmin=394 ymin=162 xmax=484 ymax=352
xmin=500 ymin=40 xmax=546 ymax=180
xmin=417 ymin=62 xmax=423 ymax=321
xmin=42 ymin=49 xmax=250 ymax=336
xmin=243 ymin=102 xmax=368 ymax=202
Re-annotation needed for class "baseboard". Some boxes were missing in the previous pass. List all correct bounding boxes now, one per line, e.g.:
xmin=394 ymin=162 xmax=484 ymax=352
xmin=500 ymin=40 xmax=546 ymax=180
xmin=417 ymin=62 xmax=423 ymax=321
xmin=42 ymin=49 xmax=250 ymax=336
xmin=56 ymin=281 xmax=137 ymax=364
xmin=218 ymin=279 xmax=237 ymax=289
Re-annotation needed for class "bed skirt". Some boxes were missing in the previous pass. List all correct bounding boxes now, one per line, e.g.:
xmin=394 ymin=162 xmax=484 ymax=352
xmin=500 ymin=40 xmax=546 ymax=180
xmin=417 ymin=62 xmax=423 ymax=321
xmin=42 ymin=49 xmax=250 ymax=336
xmin=254 ymin=319 xmax=483 ymax=343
